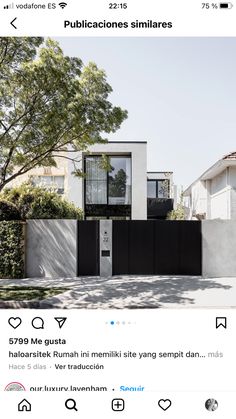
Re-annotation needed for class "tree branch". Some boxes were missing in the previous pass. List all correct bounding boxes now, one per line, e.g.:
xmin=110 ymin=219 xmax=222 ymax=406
xmin=0 ymin=146 xmax=15 ymax=182
xmin=51 ymin=155 xmax=82 ymax=163
xmin=0 ymin=120 xmax=8 ymax=131
xmin=0 ymin=39 xmax=9 ymax=66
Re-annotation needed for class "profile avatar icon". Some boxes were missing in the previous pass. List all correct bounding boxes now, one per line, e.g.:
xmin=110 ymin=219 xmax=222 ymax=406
xmin=205 ymin=398 xmax=218 ymax=411
xmin=5 ymin=382 xmax=26 ymax=391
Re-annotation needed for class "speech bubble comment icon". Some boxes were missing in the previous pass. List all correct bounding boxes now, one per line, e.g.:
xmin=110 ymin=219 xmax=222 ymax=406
xmin=32 ymin=317 xmax=44 ymax=330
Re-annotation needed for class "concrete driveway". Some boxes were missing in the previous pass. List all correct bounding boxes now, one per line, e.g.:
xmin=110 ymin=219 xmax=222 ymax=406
xmin=0 ymin=275 xmax=236 ymax=309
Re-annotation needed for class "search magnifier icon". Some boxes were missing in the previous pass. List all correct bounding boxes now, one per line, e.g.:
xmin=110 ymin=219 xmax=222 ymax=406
xmin=65 ymin=398 xmax=78 ymax=412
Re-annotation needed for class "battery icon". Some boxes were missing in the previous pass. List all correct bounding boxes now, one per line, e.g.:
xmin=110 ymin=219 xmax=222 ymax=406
xmin=219 ymin=2 xmax=233 ymax=8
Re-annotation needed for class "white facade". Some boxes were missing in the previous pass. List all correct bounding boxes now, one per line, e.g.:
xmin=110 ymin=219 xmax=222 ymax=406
xmin=184 ymin=156 xmax=236 ymax=220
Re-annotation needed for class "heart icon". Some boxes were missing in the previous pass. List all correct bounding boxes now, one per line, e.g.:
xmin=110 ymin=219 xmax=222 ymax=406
xmin=8 ymin=317 xmax=22 ymax=329
xmin=158 ymin=399 xmax=172 ymax=411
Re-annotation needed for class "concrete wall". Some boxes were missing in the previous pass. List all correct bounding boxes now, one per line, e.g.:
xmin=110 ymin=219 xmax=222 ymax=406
xmin=131 ymin=143 xmax=147 ymax=219
xmin=202 ymin=220 xmax=236 ymax=277
xmin=231 ymin=188 xmax=236 ymax=219
xmin=210 ymin=188 xmax=230 ymax=219
xmin=229 ymin=168 xmax=236 ymax=220
xmin=100 ymin=220 xmax=112 ymax=277
xmin=67 ymin=151 xmax=83 ymax=208
xmin=210 ymin=169 xmax=230 ymax=219
xmin=26 ymin=220 xmax=77 ymax=278
xmin=188 ymin=180 xmax=207 ymax=218
xmin=186 ymin=170 xmax=233 ymax=220
xmin=229 ymin=166 xmax=236 ymax=187
xmin=211 ymin=169 xmax=227 ymax=195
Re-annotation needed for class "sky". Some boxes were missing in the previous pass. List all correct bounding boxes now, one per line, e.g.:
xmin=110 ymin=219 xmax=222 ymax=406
xmin=56 ymin=37 xmax=236 ymax=188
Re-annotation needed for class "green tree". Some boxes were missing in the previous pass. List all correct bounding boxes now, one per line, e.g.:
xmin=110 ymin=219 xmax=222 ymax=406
xmin=0 ymin=37 xmax=128 ymax=191
xmin=0 ymin=199 xmax=21 ymax=220
xmin=109 ymin=169 xmax=127 ymax=197
xmin=1 ymin=183 xmax=83 ymax=220
xmin=167 ymin=192 xmax=185 ymax=220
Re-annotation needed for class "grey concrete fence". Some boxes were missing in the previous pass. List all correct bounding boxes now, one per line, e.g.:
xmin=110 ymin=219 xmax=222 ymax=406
xmin=26 ymin=220 xmax=77 ymax=278
xmin=202 ymin=220 xmax=236 ymax=277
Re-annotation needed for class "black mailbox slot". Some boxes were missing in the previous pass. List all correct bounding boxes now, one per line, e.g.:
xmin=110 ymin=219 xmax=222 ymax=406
xmin=101 ymin=250 xmax=110 ymax=257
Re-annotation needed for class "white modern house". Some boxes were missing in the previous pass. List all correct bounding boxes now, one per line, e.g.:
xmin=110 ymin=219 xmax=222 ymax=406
xmin=8 ymin=141 xmax=174 ymax=220
xmin=184 ymin=152 xmax=236 ymax=220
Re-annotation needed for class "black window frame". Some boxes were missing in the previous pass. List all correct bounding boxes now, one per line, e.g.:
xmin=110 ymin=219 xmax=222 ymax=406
xmin=84 ymin=154 xmax=132 ymax=219
xmin=147 ymin=179 xmax=170 ymax=199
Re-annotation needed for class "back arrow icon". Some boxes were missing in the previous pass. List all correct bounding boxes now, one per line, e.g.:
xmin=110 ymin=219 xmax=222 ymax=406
xmin=10 ymin=17 xmax=17 ymax=29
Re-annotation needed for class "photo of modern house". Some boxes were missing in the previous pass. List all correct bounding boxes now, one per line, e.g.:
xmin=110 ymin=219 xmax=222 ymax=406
xmin=184 ymin=152 xmax=236 ymax=220
xmin=8 ymin=141 xmax=174 ymax=221
xmin=1 ymin=36 xmax=236 ymax=310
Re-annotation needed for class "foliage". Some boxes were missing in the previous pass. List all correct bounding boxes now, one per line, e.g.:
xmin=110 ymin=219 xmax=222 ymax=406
xmin=1 ymin=183 xmax=83 ymax=220
xmin=0 ymin=199 xmax=21 ymax=220
xmin=0 ymin=286 xmax=69 ymax=301
xmin=109 ymin=169 xmax=127 ymax=197
xmin=0 ymin=221 xmax=25 ymax=278
xmin=167 ymin=193 xmax=185 ymax=220
xmin=0 ymin=37 xmax=128 ymax=191
xmin=167 ymin=204 xmax=185 ymax=220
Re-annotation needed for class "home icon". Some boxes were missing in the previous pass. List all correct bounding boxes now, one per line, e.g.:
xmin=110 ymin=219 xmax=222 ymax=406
xmin=18 ymin=399 xmax=31 ymax=412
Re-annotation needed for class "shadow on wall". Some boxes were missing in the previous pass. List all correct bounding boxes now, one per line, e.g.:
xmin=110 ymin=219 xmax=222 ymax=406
xmin=26 ymin=220 xmax=77 ymax=278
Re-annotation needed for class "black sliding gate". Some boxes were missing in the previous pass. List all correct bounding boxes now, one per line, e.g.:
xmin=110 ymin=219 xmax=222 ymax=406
xmin=77 ymin=220 xmax=100 ymax=276
xmin=77 ymin=220 xmax=202 ymax=276
xmin=112 ymin=220 xmax=202 ymax=276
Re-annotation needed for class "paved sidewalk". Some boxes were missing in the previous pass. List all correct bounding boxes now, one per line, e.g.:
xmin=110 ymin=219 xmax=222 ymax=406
xmin=0 ymin=275 xmax=235 ymax=309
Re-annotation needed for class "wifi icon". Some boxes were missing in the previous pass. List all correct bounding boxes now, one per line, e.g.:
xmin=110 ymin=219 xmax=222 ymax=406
xmin=59 ymin=2 xmax=67 ymax=8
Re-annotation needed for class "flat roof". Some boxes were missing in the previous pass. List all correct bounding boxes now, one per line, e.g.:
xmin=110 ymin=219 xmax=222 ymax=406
xmin=147 ymin=171 xmax=173 ymax=174
xmin=108 ymin=141 xmax=147 ymax=144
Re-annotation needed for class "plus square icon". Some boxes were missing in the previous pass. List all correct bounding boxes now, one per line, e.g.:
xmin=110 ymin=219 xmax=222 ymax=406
xmin=112 ymin=399 xmax=125 ymax=411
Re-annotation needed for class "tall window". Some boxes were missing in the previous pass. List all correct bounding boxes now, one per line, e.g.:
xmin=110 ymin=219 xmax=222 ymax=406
xmin=85 ymin=156 xmax=131 ymax=205
xmin=147 ymin=181 xmax=157 ymax=198
xmin=147 ymin=179 xmax=169 ymax=198
xmin=108 ymin=157 xmax=131 ymax=205
xmin=85 ymin=157 xmax=107 ymax=204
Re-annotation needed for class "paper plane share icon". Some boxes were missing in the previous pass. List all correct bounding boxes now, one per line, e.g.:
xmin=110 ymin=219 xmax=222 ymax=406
xmin=54 ymin=317 xmax=67 ymax=329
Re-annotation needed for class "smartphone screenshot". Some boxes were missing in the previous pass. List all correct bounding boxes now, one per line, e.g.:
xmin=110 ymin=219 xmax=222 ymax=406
xmin=0 ymin=1 xmax=235 ymax=417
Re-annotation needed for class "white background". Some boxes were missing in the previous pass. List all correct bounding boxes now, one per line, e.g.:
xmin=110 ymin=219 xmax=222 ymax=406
xmin=0 ymin=309 xmax=235 ymax=418
xmin=0 ymin=0 xmax=236 ymax=36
